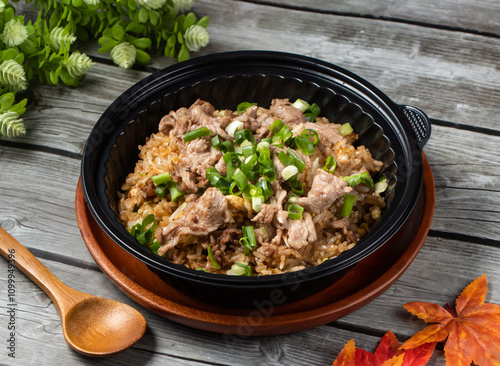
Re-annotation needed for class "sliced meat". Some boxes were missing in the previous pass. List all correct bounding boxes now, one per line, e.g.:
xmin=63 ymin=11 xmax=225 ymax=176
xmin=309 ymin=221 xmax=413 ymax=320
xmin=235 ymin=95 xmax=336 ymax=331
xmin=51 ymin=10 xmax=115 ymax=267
xmin=297 ymin=169 xmax=352 ymax=214
xmin=140 ymin=178 xmax=156 ymax=198
xmin=286 ymin=212 xmax=317 ymax=250
xmin=252 ymin=204 xmax=279 ymax=224
xmin=270 ymin=98 xmax=306 ymax=125
xmin=157 ymin=188 xmax=234 ymax=255
xmin=255 ymin=114 xmax=276 ymax=139
xmin=303 ymin=122 xmax=344 ymax=148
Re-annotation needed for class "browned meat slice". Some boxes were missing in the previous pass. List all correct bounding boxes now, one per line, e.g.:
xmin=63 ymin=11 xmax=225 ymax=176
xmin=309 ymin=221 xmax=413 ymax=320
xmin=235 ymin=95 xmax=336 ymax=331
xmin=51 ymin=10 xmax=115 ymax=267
xmin=297 ymin=169 xmax=352 ymax=214
xmin=157 ymin=188 xmax=234 ymax=255
xmin=235 ymin=105 xmax=261 ymax=132
xmin=255 ymin=114 xmax=276 ymax=139
xmin=140 ymin=178 xmax=156 ymax=198
xmin=270 ymin=98 xmax=306 ymax=125
xmin=159 ymin=108 xmax=191 ymax=138
xmin=252 ymin=204 xmax=279 ymax=224
xmin=303 ymin=122 xmax=344 ymax=148
xmin=286 ymin=212 xmax=317 ymax=250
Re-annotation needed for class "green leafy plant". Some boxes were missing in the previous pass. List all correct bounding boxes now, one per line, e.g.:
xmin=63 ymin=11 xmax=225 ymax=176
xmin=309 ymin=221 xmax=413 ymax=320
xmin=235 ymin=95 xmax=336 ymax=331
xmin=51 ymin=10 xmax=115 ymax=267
xmin=0 ymin=0 xmax=210 ymax=139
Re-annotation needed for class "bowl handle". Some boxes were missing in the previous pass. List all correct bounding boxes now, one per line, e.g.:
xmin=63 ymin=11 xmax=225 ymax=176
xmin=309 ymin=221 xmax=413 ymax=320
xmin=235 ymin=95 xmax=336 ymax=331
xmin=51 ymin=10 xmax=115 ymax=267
xmin=399 ymin=105 xmax=431 ymax=149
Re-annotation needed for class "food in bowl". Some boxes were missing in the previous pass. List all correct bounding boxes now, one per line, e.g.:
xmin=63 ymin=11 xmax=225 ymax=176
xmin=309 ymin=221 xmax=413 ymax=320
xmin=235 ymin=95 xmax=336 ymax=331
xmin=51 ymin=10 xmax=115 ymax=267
xmin=117 ymin=98 xmax=388 ymax=276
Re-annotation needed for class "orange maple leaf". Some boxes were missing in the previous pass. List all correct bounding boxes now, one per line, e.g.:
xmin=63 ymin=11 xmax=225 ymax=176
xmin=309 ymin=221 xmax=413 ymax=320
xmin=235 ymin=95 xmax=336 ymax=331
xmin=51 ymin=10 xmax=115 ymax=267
xmin=332 ymin=331 xmax=435 ymax=366
xmin=400 ymin=274 xmax=500 ymax=366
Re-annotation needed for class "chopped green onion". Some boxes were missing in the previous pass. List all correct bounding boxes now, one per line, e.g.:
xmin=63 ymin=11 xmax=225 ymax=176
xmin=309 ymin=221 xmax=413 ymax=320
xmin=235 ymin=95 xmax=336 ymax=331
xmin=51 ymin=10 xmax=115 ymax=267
xmin=260 ymin=137 xmax=272 ymax=144
xmin=229 ymin=181 xmax=244 ymax=195
xmin=289 ymin=178 xmax=304 ymax=195
xmin=301 ymin=128 xmax=319 ymax=146
xmin=288 ymin=194 xmax=297 ymax=204
xmin=241 ymin=144 xmax=256 ymax=158
xmin=155 ymin=183 xmax=169 ymax=198
xmin=338 ymin=123 xmax=354 ymax=136
xmin=239 ymin=226 xmax=257 ymax=255
xmin=211 ymin=135 xmax=221 ymax=148
xmin=270 ymin=119 xmax=284 ymax=134
xmin=148 ymin=239 xmax=161 ymax=255
xmin=374 ymin=176 xmax=388 ymax=196
xmin=282 ymin=165 xmax=299 ymax=181
xmin=343 ymin=171 xmax=374 ymax=188
xmin=132 ymin=203 xmax=141 ymax=212
xmin=256 ymin=179 xmax=273 ymax=200
xmin=130 ymin=214 xmax=156 ymax=246
xmin=288 ymin=203 xmax=304 ymax=220
xmin=257 ymin=141 xmax=270 ymax=152
xmin=304 ymin=103 xmax=321 ymax=122
xmin=292 ymin=98 xmax=310 ymax=112
xmin=241 ymin=154 xmax=258 ymax=175
xmin=232 ymin=170 xmax=249 ymax=190
xmin=226 ymin=120 xmax=244 ymax=138
xmin=183 ymin=127 xmax=211 ymax=142
xmin=340 ymin=194 xmax=357 ymax=217
xmin=234 ymin=128 xmax=255 ymax=145
xmin=206 ymin=167 xmax=231 ymax=194
xmin=278 ymin=150 xmax=293 ymax=167
xmin=287 ymin=148 xmax=306 ymax=173
xmin=322 ymin=156 xmax=337 ymax=173
xmin=168 ymin=184 xmax=184 ymax=201
xmin=252 ymin=195 xmax=263 ymax=212
xmin=151 ymin=172 xmax=173 ymax=186
xmin=231 ymin=262 xmax=252 ymax=276
xmin=212 ymin=135 xmax=235 ymax=153
xmin=260 ymin=166 xmax=276 ymax=182
xmin=257 ymin=149 xmax=273 ymax=167
xmin=294 ymin=135 xmax=315 ymax=155
xmin=207 ymin=245 xmax=220 ymax=270
xmin=273 ymin=124 xmax=293 ymax=144
xmin=196 ymin=267 xmax=209 ymax=273
xmin=224 ymin=153 xmax=241 ymax=178
xmin=246 ymin=164 xmax=261 ymax=182
xmin=237 ymin=102 xmax=257 ymax=114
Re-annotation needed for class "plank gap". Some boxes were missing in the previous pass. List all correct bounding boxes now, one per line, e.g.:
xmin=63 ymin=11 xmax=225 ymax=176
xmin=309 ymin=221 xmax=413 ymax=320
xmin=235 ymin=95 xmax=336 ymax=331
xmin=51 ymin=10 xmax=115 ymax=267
xmin=238 ymin=0 xmax=500 ymax=39
xmin=430 ymin=118 xmax=500 ymax=137
xmin=0 ymin=140 xmax=82 ymax=160
xmin=27 ymin=247 xmax=102 ymax=273
xmin=428 ymin=230 xmax=500 ymax=249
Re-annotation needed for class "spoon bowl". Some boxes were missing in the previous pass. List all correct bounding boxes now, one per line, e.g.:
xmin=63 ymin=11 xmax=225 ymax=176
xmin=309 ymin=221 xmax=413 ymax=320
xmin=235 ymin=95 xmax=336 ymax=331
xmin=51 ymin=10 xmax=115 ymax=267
xmin=0 ymin=228 xmax=147 ymax=356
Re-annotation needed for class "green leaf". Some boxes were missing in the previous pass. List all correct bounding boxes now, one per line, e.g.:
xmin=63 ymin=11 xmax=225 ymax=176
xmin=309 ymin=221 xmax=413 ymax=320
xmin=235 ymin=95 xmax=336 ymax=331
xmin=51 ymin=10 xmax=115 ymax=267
xmin=138 ymin=7 xmax=148 ymax=23
xmin=49 ymin=8 xmax=61 ymax=28
xmin=72 ymin=0 xmax=84 ymax=7
xmin=13 ymin=53 xmax=24 ymax=65
xmin=183 ymin=12 xmax=197 ymax=30
xmin=0 ymin=93 xmax=15 ymax=111
xmin=49 ymin=71 xmax=59 ymax=85
xmin=126 ymin=22 xmax=145 ymax=34
xmin=75 ymin=26 xmax=89 ymax=41
xmin=135 ymin=49 xmax=150 ymax=64
xmin=60 ymin=69 xmax=79 ymax=87
xmin=197 ymin=16 xmax=210 ymax=28
xmin=167 ymin=34 xmax=176 ymax=48
xmin=131 ymin=38 xmax=151 ymax=49
xmin=178 ymin=44 xmax=190 ymax=62
xmin=0 ymin=49 xmax=18 ymax=62
xmin=169 ymin=46 xmax=175 ymax=59
xmin=4 ymin=8 xmax=14 ymax=22
xmin=112 ymin=24 xmax=125 ymax=41
xmin=19 ymin=40 xmax=37 ymax=55
xmin=164 ymin=44 xmax=171 ymax=57
xmin=98 ymin=36 xmax=119 ymax=53
xmin=177 ymin=32 xmax=183 ymax=44
xmin=148 ymin=9 xmax=159 ymax=26
xmin=10 ymin=98 xmax=27 ymax=116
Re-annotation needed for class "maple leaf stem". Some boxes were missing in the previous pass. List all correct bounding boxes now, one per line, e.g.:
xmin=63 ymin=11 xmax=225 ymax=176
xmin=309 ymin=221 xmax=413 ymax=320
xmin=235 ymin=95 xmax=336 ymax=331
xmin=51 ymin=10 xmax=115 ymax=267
xmin=444 ymin=303 xmax=458 ymax=317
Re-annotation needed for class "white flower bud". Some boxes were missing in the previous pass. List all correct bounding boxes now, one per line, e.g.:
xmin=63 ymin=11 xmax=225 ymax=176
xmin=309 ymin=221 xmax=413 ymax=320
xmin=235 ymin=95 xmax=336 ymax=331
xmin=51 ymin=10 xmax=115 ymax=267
xmin=0 ymin=60 xmax=27 ymax=92
xmin=184 ymin=25 xmax=209 ymax=52
xmin=1 ymin=19 xmax=29 ymax=47
xmin=110 ymin=42 xmax=137 ymax=69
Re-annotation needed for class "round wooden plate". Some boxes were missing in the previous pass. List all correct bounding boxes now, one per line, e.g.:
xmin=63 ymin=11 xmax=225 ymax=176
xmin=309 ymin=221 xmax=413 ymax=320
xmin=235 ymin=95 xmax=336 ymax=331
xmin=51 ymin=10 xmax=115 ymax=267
xmin=75 ymin=154 xmax=434 ymax=336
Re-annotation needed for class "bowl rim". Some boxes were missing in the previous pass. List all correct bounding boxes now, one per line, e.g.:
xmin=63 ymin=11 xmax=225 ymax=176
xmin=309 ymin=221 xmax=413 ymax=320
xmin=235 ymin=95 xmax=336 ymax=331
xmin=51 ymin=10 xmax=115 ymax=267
xmin=81 ymin=50 xmax=426 ymax=286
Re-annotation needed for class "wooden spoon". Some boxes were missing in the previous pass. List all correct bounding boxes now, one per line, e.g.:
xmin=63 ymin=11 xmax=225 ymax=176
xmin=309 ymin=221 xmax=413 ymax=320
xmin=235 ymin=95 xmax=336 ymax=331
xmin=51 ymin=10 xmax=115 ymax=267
xmin=0 ymin=228 xmax=147 ymax=356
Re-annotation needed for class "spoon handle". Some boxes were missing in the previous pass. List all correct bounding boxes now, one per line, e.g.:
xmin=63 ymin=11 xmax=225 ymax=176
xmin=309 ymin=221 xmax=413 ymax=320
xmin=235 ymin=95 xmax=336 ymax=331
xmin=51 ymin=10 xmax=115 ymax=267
xmin=0 ymin=227 xmax=70 ymax=308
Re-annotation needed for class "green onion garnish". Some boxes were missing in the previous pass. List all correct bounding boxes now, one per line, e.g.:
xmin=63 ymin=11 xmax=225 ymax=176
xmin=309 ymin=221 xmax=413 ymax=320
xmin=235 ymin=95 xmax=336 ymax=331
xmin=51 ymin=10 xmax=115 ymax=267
xmin=322 ymin=156 xmax=337 ymax=173
xmin=211 ymin=135 xmax=221 ymax=148
xmin=155 ymin=183 xmax=169 ymax=198
xmin=260 ymin=166 xmax=276 ymax=182
xmin=287 ymin=148 xmax=306 ymax=173
xmin=278 ymin=150 xmax=293 ymax=167
xmin=241 ymin=144 xmax=256 ymax=158
xmin=229 ymin=181 xmax=243 ymax=195
xmin=340 ymin=194 xmax=357 ymax=217
xmin=289 ymin=178 xmax=304 ymax=195
xmin=282 ymin=165 xmax=299 ymax=181
xmin=224 ymin=152 xmax=241 ymax=178
xmin=232 ymin=262 xmax=252 ymax=276
xmin=207 ymin=245 xmax=220 ymax=270
xmin=148 ymin=239 xmax=161 ymax=255
xmin=232 ymin=170 xmax=249 ymax=190
xmin=374 ymin=176 xmax=388 ymax=196
xmin=270 ymin=119 xmax=284 ymax=134
xmin=206 ymin=167 xmax=231 ymax=194
xmin=294 ymin=135 xmax=315 ymax=155
xmin=292 ymin=98 xmax=310 ymax=112
xmin=338 ymin=123 xmax=354 ymax=136
xmin=132 ymin=203 xmax=141 ymax=212
xmin=226 ymin=120 xmax=244 ymax=138
xmin=343 ymin=171 xmax=374 ymax=188
xmin=168 ymin=184 xmax=184 ymax=201
xmin=151 ymin=172 xmax=173 ymax=186
xmin=130 ymin=214 xmax=156 ymax=246
xmin=288 ymin=203 xmax=304 ymax=220
xmin=183 ymin=127 xmax=211 ymax=142
xmin=252 ymin=195 xmax=263 ymax=212
xmin=239 ymin=226 xmax=257 ymax=255
xmin=304 ymin=103 xmax=321 ymax=122
xmin=256 ymin=141 xmax=270 ymax=152
xmin=256 ymin=179 xmax=273 ymax=200
xmin=241 ymin=154 xmax=258 ymax=175
xmin=237 ymin=102 xmax=257 ymax=114
xmin=234 ymin=128 xmax=255 ymax=145
xmin=196 ymin=267 xmax=209 ymax=273
xmin=301 ymin=128 xmax=319 ymax=146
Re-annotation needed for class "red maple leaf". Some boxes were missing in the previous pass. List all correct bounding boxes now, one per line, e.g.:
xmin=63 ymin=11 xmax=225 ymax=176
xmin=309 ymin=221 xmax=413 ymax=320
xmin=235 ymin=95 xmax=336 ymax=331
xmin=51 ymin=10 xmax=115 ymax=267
xmin=400 ymin=274 xmax=500 ymax=366
xmin=332 ymin=330 xmax=435 ymax=366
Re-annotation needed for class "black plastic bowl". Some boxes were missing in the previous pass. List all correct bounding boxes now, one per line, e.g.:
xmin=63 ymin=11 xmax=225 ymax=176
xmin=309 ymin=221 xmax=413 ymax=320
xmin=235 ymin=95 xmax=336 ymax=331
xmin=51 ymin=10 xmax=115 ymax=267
xmin=81 ymin=51 xmax=431 ymax=308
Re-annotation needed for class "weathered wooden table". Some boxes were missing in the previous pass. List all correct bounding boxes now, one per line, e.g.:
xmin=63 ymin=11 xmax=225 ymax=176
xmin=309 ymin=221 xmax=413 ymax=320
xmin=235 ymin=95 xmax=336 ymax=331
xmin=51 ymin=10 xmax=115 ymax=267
xmin=1 ymin=1 xmax=499 ymax=365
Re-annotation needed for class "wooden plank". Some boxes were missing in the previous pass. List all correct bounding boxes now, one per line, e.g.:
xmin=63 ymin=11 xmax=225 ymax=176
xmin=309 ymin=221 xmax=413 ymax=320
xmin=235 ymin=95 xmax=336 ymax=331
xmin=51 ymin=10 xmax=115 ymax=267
xmin=259 ymin=0 xmax=500 ymax=35
xmin=0 ymin=255 xmax=451 ymax=365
